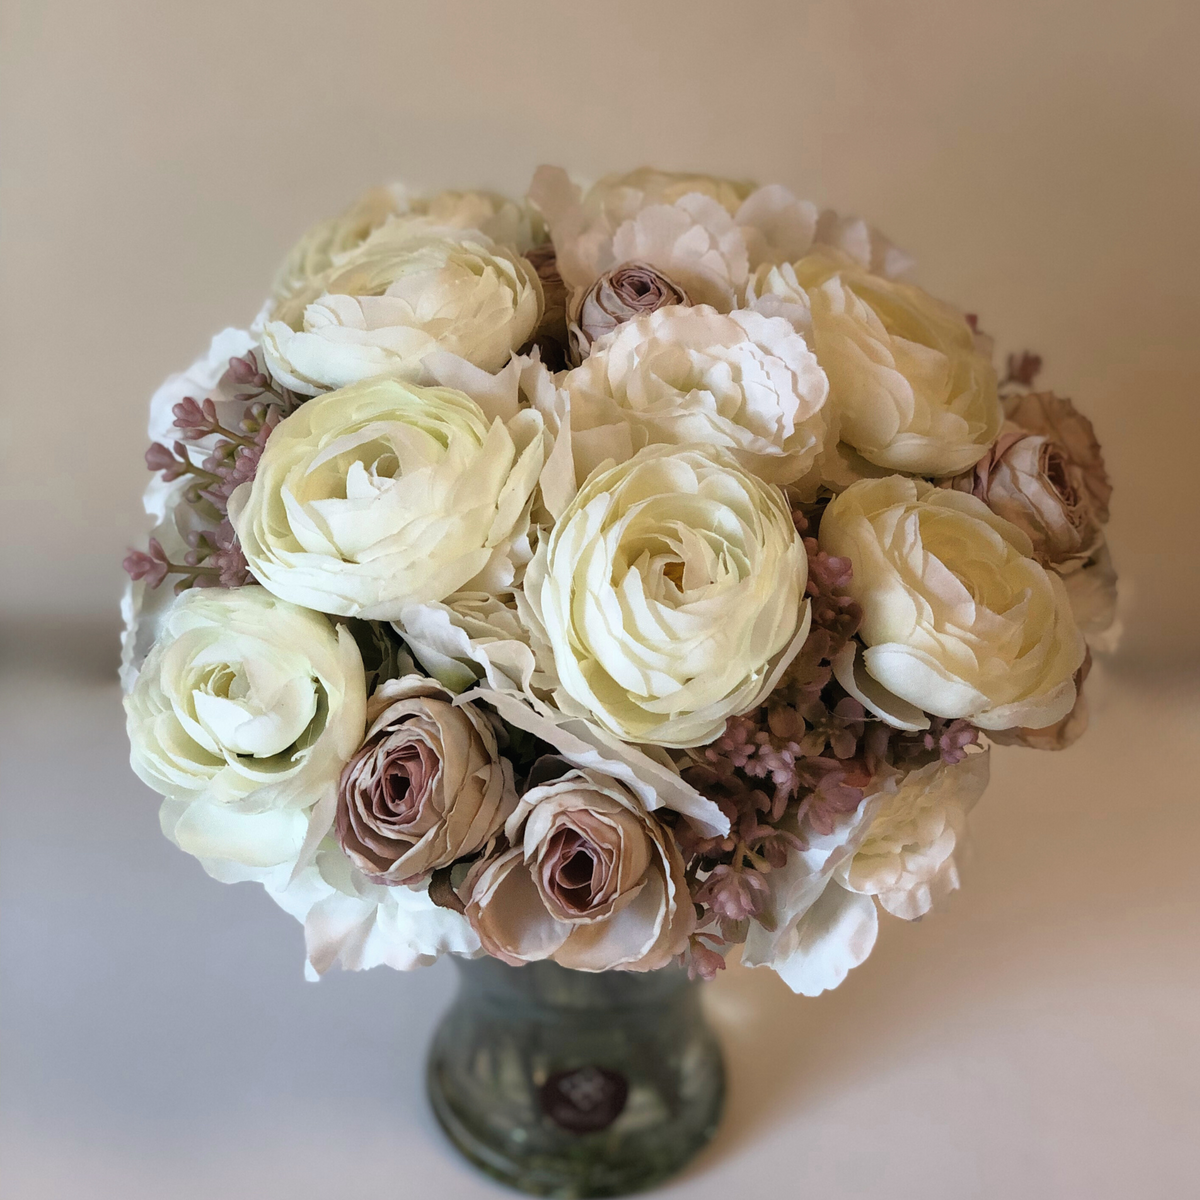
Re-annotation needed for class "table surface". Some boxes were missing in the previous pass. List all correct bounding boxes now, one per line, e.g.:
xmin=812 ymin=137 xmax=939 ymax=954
xmin=2 ymin=658 xmax=1196 ymax=1200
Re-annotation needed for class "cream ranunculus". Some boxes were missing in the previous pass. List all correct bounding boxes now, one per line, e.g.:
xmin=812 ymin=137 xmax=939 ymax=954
xmin=228 ymin=377 xmax=546 ymax=620
xmin=461 ymin=766 xmax=694 ymax=971
xmin=521 ymin=444 xmax=811 ymax=748
xmin=261 ymin=223 xmax=543 ymax=395
xmin=563 ymin=305 xmax=829 ymax=485
xmin=794 ymin=252 xmax=1001 ymax=476
xmin=820 ymin=476 xmax=1086 ymax=730
xmin=124 ymin=586 xmax=366 ymax=874
xmin=835 ymin=751 xmax=990 ymax=919
xmin=271 ymin=186 xmax=403 ymax=321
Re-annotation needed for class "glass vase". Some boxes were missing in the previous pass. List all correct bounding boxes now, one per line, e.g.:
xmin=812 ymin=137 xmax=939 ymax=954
xmin=426 ymin=956 xmax=725 ymax=1198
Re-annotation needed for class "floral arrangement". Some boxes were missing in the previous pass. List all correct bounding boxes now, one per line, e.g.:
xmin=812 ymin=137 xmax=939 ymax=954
xmin=122 ymin=167 xmax=1117 ymax=994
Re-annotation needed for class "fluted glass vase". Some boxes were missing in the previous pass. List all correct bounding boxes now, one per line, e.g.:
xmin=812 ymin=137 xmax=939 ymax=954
xmin=426 ymin=957 xmax=725 ymax=1198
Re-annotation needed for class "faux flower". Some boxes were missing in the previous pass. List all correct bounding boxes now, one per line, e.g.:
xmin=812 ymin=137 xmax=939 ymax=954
xmin=1004 ymin=391 xmax=1111 ymax=522
xmin=403 ymin=188 xmax=545 ymax=255
xmin=271 ymin=186 xmax=402 ymax=323
xmin=795 ymin=252 xmax=1001 ymax=475
xmin=949 ymin=426 xmax=1103 ymax=567
xmin=820 ymin=476 xmax=1087 ymax=730
xmin=835 ymin=750 xmax=990 ymax=919
xmin=563 ymin=305 xmax=829 ymax=486
xmin=229 ymin=377 xmax=545 ymax=619
xmin=568 ymin=262 xmax=688 ymax=361
xmin=261 ymin=224 xmax=543 ymax=395
xmin=335 ymin=676 xmax=515 ymax=884
xmin=124 ymin=586 xmax=366 ymax=873
xmin=521 ymin=444 xmax=811 ymax=748
xmin=461 ymin=766 xmax=693 ymax=971
xmin=301 ymin=847 xmax=480 ymax=976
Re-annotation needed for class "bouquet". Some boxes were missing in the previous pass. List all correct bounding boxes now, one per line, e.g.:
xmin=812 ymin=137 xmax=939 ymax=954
xmin=122 ymin=167 xmax=1117 ymax=995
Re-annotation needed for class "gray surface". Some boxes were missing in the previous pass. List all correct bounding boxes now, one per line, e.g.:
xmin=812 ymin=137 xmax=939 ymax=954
xmin=3 ymin=659 xmax=1197 ymax=1198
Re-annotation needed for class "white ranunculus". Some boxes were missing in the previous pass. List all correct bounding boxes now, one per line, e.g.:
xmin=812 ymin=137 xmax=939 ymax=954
xmin=563 ymin=305 xmax=829 ymax=485
xmin=835 ymin=751 xmax=990 ymax=919
xmin=229 ymin=377 xmax=546 ymax=620
xmin=405 ymin=189 xmax=545 ymax=254
xmin=125 ymin=586 xmax=366 ymax=875
xmin=261 ymin=224 xmax=543 ymax=395
xmin=795 ymin=252 xmax=1001 ymax=476
xmin=521 ymin=444 xmax=811 ymax=748
xmin=820 ymin=476 xmax=1087 ymax=730
xmin=812 ymin=209 xmax=916 ymax=279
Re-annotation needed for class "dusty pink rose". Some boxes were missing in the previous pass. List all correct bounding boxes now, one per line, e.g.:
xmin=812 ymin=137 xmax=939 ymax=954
xmin=336 ymin=676 xmax=515 ymax=885
xmin=949 ymin=425 xmax=1102 ymax=566
xmin=461 ymin=766 xmax=694 ymax=971
xmin=1004 ymin=391 xmax=1112 ymax=523
xmin=569 ymin=262 xmax=689 ymax=361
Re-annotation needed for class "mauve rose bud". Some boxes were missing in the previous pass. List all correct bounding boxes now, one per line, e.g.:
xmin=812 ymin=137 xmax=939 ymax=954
xmin=336 ymin=676 xmax=515 ymax=886
xmin=569 ymin=262 xmax=688 ymax=362
xmin=949 ymin=426 xmax=1102 ymax=567
xmin=1003 ymin=391 xmax=1111 ymax=523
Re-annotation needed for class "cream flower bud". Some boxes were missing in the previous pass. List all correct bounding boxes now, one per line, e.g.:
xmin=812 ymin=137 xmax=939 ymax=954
xmin=124 ymin=586 xmax=366 ymax=872
xmin=229 ymin=377 xmax=546 ymax=620
xmin=820 ymin=476 xmax=1086 ymax=730
xmin=796 ymin=253 xmax=1001 ymax=475
xmin=522 ymin=443 xmax=811 ymax=748
xmin=335 ymin=676 xmax=515 ymax=885
xmin=563 ymin=305 xmax=829 ymax=485
xmin=262 ymin=224 xmax=543 ymax=395
xmin=461 ymin=767 xmax=693 ymax=971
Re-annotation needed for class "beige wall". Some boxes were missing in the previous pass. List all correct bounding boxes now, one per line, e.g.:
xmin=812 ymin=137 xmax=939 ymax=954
xmin=2 ymin=0 xmax=1197 ymax=663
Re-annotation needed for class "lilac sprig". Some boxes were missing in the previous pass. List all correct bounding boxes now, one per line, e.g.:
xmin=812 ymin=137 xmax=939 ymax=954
xmin=125 ymin=351 xmax=299 ymax=596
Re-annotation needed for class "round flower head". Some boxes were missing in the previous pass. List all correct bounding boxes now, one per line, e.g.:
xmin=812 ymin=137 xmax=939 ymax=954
xmin=795 ymin=251 xmax=1001 ymax=476
xmin=563 ymin=304 xmax=829 ymax=485
xmin=229 ymin=377 xmax=545 ymax=619
xmin=336 ymin=676 xmax=515 ymax=885
xmin=820 ymin=476 xmax=1086 ymax=730
xmin=124 ymin=586 xmax=366 ymax=872
xmin=522 ymin=443 xmax=811 ymax=748
xmin=461 ymin=767 xmax=694 ymax=971
xmin=262 ymin=223 xmax=543 ymax=395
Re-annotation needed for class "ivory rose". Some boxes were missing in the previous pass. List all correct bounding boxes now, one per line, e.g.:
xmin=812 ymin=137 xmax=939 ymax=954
xmin=461 ymin=766 xmax=693 ymax=971
xmin=124 ymin=586 xmax=366 ymax=874
xmin=521 ymin=444 xmax=811 ymax=748
xmin=820 ymin=476 xmax=1086 ymax=730
xmin=261 ymin=224 xmax=543 ymax=395
xmin=228 ymin=377 xmax=545 ymax=619
xmin=335 ymin=676 xmax=515 ymax=884
xmin=562 ymin=305 xmax=830 ymax=485
xmin=795 ymin=252 xmax=1001 ymax=475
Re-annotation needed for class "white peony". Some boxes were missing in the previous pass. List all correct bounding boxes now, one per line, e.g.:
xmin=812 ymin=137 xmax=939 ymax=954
xmin=795 ymin=251 xmax=1001 ymax=476
xmin=521 ymin=443 xmax=811 ymax=748
xmin=229 ymin=377 xmax=546 ymax=620
xmin=835 ymin=751 xmax=990 ymax=919
xmin=261 ymin=224 xmax=543 ymax=395
xmin=124 ymin=586 xmax=366 ymax=875
xmin=563 ymin=305 xmax=830 ymax=485
xmin=820 ymin=476 xmax=1087 ymax=730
